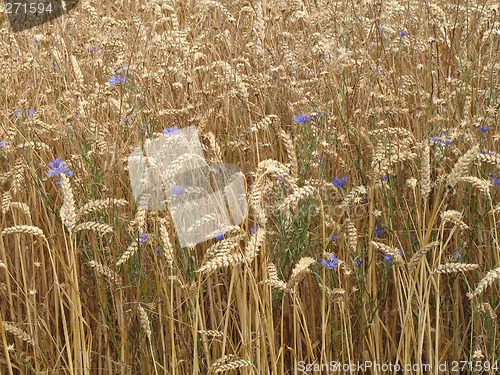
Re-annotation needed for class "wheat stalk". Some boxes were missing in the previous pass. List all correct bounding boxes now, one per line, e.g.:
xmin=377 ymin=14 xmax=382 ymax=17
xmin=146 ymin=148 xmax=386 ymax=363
xmin=88 ymin=260 xmax=121 ymax=286
xmin=60 ymin=174 xmax=77 ymax=232
xmin=467 ymin=267 xmax=500 ymax=299
xmin=2 ymin=225 xmax=46 ymax=240
xmin=431 ymin=263 xmax=479 ymax=275
xmin=409 ymin=241 xmax=439 ymax=271
xmin=138 ymin=305 xmax=152 ymax=342
xmin=116 ymin=243 xmax=139 ymax=267
xmin=2 ymin=323 xmax=35 ymax=347
xmin=75 ymin=221 xmax=114 ymax=235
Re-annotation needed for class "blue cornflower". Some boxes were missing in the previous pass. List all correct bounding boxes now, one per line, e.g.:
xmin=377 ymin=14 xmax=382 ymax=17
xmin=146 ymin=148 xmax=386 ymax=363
xmin=381 ymin=175 xmax=388 ymax=181
xmin=294 ymin=114 xmax=312 ymax=123
xmin=385 ymin=250 xmax=402 ymax=264
xmin=28 ymin=108 xmax=35 ymax=117
xmin=481 ymin=150 xmax=495 ymax=156
xmin=322 ymin=55 xmax=328 ymax=59
xmin=87 ymin=46 xmax=99 ymax=53
xmin=380 ymin=29 xmax=384 ymax=34
xmin=322 ymin=254 xmax=339 ymax=270
xmin=400 ymin=31 xmax=408 ymax=37
xmin=277 ymin=176 xmax=289 ymax=188
xmin=429 ymin=132 xmax=453 ymax=146
xmin=316 ymin=155 xmax=325 ymax=164
xmin=355 ymin=258 xmax=363 ymax=267
xmin=215 ymin=233 xmax=224 ymax=241
xmin=332 ymin=176 xmax=348 ymax=187
xmin=429 ymin=132 xmax=444 ymax=143
xmin=331 ymin=233 xmax=338 ymax=241
xmin=140 ymin=234 xmax=148 ymax=244
xmin=374 ymin=225 xmax=386 ymax=237
xmin=109 ymin=75 xmax=126 ymax=86
xmin=478 ymin=126 xmax=490 ymax=133
xmin=0 ymin=139 xmax=5 ymax=148
xmin=250 ymin=225 xmax=259 ymax=234
xmin=163 ymin=127 xmax=181 ymax=135
xmin=453 ymin=248 xmax=462 ymax=262
xmin=172 ymin=185 xmax=185 ymax=196
xmin=47 ymin=158 xmax=73 ymax=178
xmin=375 ymin=68 xmax=379 ymax=73
xmin=156 ymin=248 xmax=160 ymax=256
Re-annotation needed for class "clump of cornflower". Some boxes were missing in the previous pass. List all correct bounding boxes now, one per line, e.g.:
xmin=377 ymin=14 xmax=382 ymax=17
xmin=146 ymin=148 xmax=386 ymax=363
xmin=139 ymin=234 xmax=148 ymax=244
xmin=109 ymin=75 xmax=126 ymax=86
xmin=478 ymin=126 xmax=490 ymax=133
xmin=215 ymin=233 xmax=224 ymax=241
xmin=322 ymin=254 xmax=339 ymax=270
xmin=429 ymin=132 xmax=453 ymax=146
xmin=374 ymin=225 xmax=386 ymax=237
xmin=331 ymin=233 xmax=338 ymax=241
xmin=163 ymin=127 xmax=180 ymax=135
xmin=14 ymin=108 xmax=35 ymax=118
xmin=294 ymin=114 xmax=312 ymax=123
xmin=276 ymin=176 xmax=289 ymax=188
xmin=381 ymin=175 xmax=388 ymax=182
xmin=385 ymin=250 xmax=403 ymax=264
xmin=491 ymin=173 xmax=500 ymax=185
xmin=47 ymin=158 xmax=73 ymax=180
xmin=172 ymin=185 xmax=185 ymax=196
xmin=332 ymin=176 xmax=348 ymax=187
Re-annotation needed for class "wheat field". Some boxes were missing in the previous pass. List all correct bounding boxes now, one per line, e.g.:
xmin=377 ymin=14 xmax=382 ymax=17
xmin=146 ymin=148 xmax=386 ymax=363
xmin=0 ymin=0 xmax=499 ymax=374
